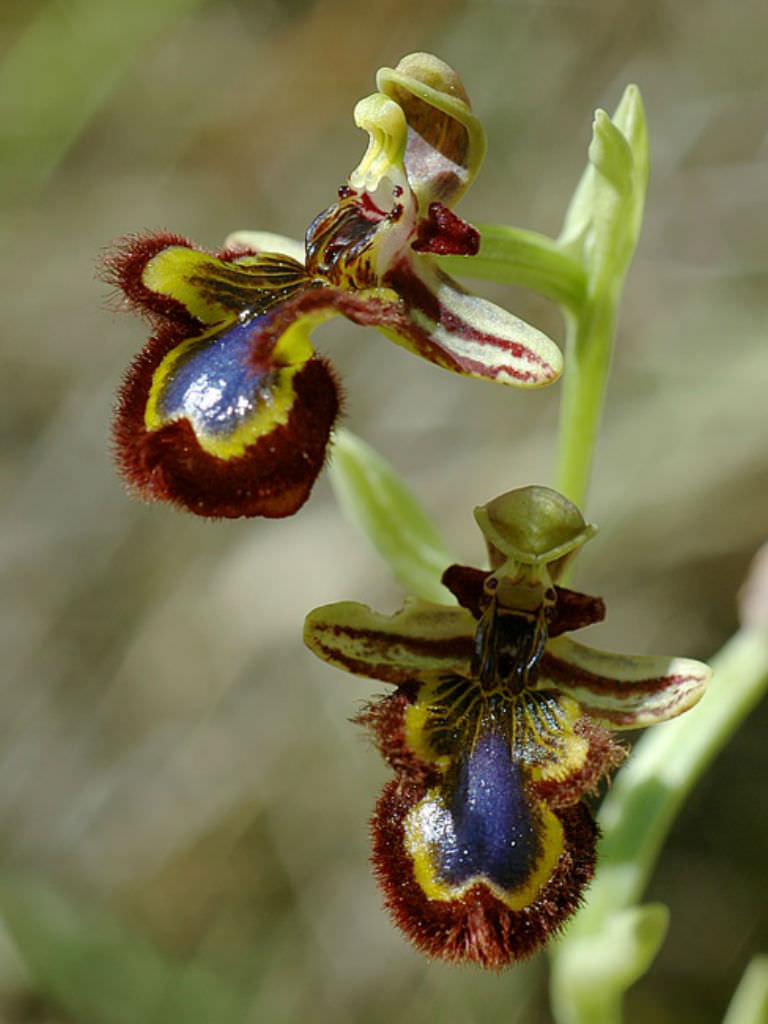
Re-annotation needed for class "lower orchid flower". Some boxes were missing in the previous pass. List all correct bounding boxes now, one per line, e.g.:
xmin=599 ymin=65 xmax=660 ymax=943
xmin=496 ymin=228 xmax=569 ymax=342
xmin=105 ymin=54 xmax=562 ymax=518
xmin=304 ymin=487 xmax=710 ymax=967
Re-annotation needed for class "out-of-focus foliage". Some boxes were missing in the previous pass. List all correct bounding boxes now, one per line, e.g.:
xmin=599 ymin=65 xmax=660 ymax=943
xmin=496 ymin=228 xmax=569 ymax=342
xmin=0 ymin=0 xmax=766 ymax=1021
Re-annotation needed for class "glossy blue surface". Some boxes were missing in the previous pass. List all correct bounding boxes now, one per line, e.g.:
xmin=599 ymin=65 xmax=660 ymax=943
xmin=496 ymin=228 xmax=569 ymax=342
xmin=437 ymin=723 xmax=539 ymax=891
xmin=158 ymin=319 xmax=271 ymax=438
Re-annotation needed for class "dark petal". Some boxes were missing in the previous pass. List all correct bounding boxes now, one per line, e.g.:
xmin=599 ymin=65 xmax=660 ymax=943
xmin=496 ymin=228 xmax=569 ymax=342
xmin=434 ymin=730 xmax=547 ymax=893
xmin=411 ymin=202 xmax=480 ymax=256
xmin=441 ymin=569 xmax=606 ymax=637
xmin=392 ymin=714 xmax=580 ymax=934
xmin=441 ymin=563 xmax=487 ymax=616
xmin=549 ymin=587 xmax=606 ymax=636
xmin=371 ymin=779 xmax=598 ymax=968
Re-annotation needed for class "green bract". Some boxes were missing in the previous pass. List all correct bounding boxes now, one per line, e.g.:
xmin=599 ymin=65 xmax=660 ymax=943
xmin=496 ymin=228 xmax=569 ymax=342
xmin=559 ymin=85 xmax=649 ymax=286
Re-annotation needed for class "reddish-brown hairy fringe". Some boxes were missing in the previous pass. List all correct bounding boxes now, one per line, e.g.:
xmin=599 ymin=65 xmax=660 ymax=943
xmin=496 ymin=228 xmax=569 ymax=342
xmin=533 ymin=716 xmax=627 ymax=808
xmin=371 ymin=779 xmax=598 ymax=968
xmin=113 ymin=332 xmax=340 ymax=518
xmin=101 ymin=232 xmax=203 ymax=326
xmin=354 ymin=684 xmax=439 ymax=786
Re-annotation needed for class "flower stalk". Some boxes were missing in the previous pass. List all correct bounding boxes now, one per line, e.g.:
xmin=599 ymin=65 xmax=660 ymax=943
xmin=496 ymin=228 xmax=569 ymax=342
xmin=318 ymin=61 xmax=761 ymax=1021
xmin=554 ymin=92 xmax=649 ymax=510
xmin=104 ymin=49 xmax=761 ymax=1022
xmin=439 ymin=223 xmax=587 ymax=312
xmin=439 ymin=86 xmax=649 ymax=512
xmin=549 ymin=624 xmax=768 ymax=1024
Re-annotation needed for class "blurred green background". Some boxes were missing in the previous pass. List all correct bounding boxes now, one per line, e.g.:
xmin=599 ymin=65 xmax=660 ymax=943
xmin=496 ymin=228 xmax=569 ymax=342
xmin=1 ymin=0 xmax=766 ymax=1021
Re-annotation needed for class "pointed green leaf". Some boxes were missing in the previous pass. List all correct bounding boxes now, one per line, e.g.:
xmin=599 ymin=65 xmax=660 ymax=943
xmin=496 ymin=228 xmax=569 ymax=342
xmin=328 ymin=428 xmax=455 ymax=603
xmin=612 ymin=83 xmax=650 ymax=199
xmin=588 ymin=110 xmax=633 ymax=197
xmin=550 ymin=904 xmax=669 ymax=1024
xmin=558 ymin=84 xmax=648 ymax=280
xmin=723 ymin=955 xmax=768 ymax=1024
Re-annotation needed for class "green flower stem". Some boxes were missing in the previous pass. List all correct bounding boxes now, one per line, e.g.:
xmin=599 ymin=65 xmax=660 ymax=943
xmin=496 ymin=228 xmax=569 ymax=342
xmin=554 ymin=90 xmax=648 ymax=512
xmin=554 ymin=290 xmax=618 ymax=512
xmin=442 ymin=88 xmax=648 ymax=516
xmin=438 ymin=224 xmax=586 ymax=311
xmin=549 ymin=625 xmax=768 ymax=1024
xmin=723 ymin=956 xmax=768 ymax=1024
xmin=591 ymin=625 xmax=768 ymax=920
xmin=439 ymin=221 xmax=622 ymax=515
xmin=442 ymin=227 xmax=624 ymax=514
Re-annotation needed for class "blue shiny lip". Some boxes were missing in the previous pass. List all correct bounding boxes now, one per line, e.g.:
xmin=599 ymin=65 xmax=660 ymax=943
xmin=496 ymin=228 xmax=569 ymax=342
xmin=158 ymin=319 xmax=271 ymax=438
xmin=436 ymin=722 xmax=541 ymax=892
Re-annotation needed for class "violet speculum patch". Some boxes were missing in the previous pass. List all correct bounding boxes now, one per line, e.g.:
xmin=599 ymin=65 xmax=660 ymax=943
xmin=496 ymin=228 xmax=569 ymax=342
xmin=105 ymin=54 xmax=561 ymax=518
xmin=304 ymin=487 xmax=710 ymax=968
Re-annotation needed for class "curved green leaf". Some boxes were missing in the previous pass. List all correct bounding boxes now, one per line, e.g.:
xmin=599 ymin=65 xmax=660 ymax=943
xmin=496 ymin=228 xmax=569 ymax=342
xmin=328 ymin=428 xmax=455 ymax=603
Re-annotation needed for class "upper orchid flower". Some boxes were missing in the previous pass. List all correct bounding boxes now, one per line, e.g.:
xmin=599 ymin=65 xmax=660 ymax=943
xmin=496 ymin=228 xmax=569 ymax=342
xmin=304 ymin=487 xmax=710 ymax=967
xmin=106 ymin=54 xmax=562 ymax=518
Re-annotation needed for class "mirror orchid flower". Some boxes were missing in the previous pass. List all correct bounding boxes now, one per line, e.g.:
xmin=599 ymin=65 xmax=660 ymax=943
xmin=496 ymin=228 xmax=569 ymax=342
xmin=304 ymin=487 xmax=710 ymax=967
xmin=105 ymin=54 xmax=562 ymax=518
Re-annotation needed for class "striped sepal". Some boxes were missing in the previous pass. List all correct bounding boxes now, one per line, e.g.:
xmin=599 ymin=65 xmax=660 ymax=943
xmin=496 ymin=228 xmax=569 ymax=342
xmin=540 ymin=635 xmax=711 ymax=729
xmin=304 ymin=598 xmax=476 ymax=684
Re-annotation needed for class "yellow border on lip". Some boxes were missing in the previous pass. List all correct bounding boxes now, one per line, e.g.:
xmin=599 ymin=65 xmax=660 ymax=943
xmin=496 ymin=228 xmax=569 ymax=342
xmin=403 ymin=787 xmax=564 ymax=910
xmin=144 ymin=311 xmax=332 ymax=460
xmin=142 ymin=246 xmax=310 ymax=324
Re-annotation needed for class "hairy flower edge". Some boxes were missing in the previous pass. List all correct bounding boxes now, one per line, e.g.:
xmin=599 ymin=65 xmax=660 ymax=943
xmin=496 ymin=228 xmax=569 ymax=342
xmin=105 ymin=56 xmax=563 ymax=519
xmin=372 ymin=779 xmax=598 ymax=968
xmin=304 ymin=487 xmax=711 ymax=965
xmin=106 ymin=234 xmax=341 ymax=518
